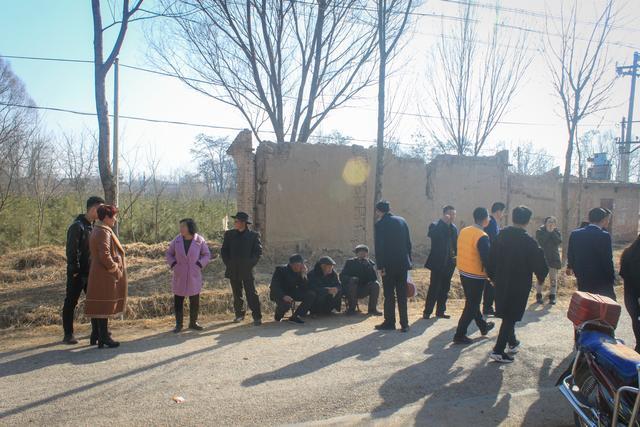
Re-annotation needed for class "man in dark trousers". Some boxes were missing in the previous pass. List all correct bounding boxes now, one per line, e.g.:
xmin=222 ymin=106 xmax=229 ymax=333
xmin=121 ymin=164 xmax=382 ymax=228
xmin=340 ymin=245 xmax=382 ymax=316
xmin=308 ymin=256 xmax=343 ymax=314
xmin=270 ymin=254 xmax=316 ymax=324
xmin=423 ymin=205 xmax=458 ymax=320
xmin=566 ymin=207 xmax=616 ymax=299
xmin=221 ymin=211 xmax=263 ymax=325
xmin=373 ymin=200 xmax=412 ymax=333
xmin=62 ymin=196 xmax=104 ymax=344
xmin=488 ymin=206 xmax=548 ymax=363
xmin=453 ymin=207 xmax=495 ymax=344
xmin=482 ymin=202 xmax=505 ymax=316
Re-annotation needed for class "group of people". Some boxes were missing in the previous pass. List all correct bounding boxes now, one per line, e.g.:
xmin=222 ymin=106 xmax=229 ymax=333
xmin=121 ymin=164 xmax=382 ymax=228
xmin=61 ymin=195 xmax=640 ymax=363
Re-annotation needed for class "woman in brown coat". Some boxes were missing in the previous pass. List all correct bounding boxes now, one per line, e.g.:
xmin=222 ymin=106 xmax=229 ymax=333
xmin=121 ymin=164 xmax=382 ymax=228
xmin=85 ymin=205 xmax=127 ymax=348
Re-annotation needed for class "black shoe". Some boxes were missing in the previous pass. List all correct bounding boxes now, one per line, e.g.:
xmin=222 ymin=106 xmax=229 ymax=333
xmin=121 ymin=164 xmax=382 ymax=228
xmin=188 ymin=322 xmax=204 ymax=331
xmin=400 ymin=326 xmax=409 ymax=333
xmin=480 ymin=321 xmax=495 ymax=336
xmin=288 ymin=316 xmax=304 ymax=324
xmin=63 ymin=334 xmax=78 ymax=345
xmin=275 ymin=311 xmax=285 ymax=322
xmin=368 ymin=310 xmax=383 ymax=317
xmin=173 ymin=324 xmax=183 ymax=333
xmin=422 ymin=312 xmax=432 ymax=320
xmin=90 ymin=334 xmax=98 ymax=346
xmin=483 ymin=307 xmax=496 ymax=317
xmin=375 ymin=322 xmax=396 ymax=331
xmin=436 ymin=313 xmax=451 ymax=319
xmin=548 ymin=294 xmax=557 ymax=305
xmin=489 ymin=352 xmax=514 ymax=363
xmin=453 ymin=335 xmax=472 ymax=345
xmin=233 ymin=315 xmax=245 ymax=323
xmin=98 ymin=338 xmax=120 ymax=349
xmin=253 ymin=319 xmax=262 ymax=326
xmin=536 ymin=293 xmax=543 ymax=305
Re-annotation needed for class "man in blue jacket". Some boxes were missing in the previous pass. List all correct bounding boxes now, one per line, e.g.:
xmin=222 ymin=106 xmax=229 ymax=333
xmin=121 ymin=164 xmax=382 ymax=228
xmin=482 ymin=202 xmax=505 ymax=316
xmin=423 ymin=205 xmax=458 ymax=320
xmin=566 ymin=207 xmax=616 ymax=299
xmin=374 ymin=200 xmax=412 ymax=332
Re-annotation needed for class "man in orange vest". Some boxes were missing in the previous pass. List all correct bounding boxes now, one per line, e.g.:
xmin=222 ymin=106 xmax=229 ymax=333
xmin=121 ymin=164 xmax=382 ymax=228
xmin=453 ymin=207 xmax=495 ymax=344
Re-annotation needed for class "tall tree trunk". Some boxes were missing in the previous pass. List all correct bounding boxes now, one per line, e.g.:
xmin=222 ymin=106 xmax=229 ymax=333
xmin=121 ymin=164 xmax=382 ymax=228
xmin=94 ymin=66 xmax=116 ymax=204
xmin=373 ymin=1 xmax=386 ymax=213
xmin=560 ymin=125 xmax=575 ymax=264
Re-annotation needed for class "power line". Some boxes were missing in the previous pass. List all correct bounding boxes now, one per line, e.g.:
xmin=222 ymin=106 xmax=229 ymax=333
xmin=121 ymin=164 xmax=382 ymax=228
xmin=0 ymin=53 xmax=620 ymax=128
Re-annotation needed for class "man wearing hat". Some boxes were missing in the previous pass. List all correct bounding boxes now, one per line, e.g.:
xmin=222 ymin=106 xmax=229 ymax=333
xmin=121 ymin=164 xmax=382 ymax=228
xmin=566 ymin=207 xmax=616 ymax=299
xmin=308 ymin=256 xmax=343 ymax=314
xmin=221 ymin=211 xmax=263 ymax=325
xmin=373 ymin=200 xmax=413 ymax=332
xmin=269 ymin=254 xmax=316 ymax=324
xmin=340 ymin=245 xmax=382 ymax=316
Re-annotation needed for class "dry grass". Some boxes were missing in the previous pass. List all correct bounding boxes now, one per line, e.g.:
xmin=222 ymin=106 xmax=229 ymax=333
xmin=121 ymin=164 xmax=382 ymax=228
xmin=0 ymin=242 xmax=626 ymax=330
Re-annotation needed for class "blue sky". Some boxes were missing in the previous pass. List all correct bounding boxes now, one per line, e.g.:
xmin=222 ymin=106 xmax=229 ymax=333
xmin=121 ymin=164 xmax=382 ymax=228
xmin=1 ymin=1 xmax=638 ymax=174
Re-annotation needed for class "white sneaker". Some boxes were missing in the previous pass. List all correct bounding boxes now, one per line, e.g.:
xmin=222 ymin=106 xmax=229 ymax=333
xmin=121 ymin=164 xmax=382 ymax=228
xmin=507 ymin=342 xmax=521 ymax=354
xmin=489 ymin=352 xmax=515 ymax=363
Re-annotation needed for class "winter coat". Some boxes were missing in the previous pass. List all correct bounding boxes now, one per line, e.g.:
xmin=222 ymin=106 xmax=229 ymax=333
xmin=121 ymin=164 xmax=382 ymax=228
xmin=269 ymin=265 xmax=309 ymax=301
xmin=567 ymin=225 xmax=616 ymax=296
xmin=488 ymin=226 xmax=548 ymax=321
xmin=85 ymin=222 xmax=128 ymax=318
xmin=220 ymin=229 xmax=262 ymax=281
xmin=535 ymin=226 xmax=562 ymax=269
xmin=374 ymin=213 xmax=412 ymax=272
xmin=340 ymin=258 xmax=378 ymax=286
xmin=66 ymin=214 xmax=93 ymax=278
xmin=620 ymin=237 xmax=640 ymax=315
xmin=308 ymin=263 xmax=342 ymax=291
xmin=166 ymin=234 xmax=211 ymax=296
xmin=424 ymin=219 xmax=458 ymax=271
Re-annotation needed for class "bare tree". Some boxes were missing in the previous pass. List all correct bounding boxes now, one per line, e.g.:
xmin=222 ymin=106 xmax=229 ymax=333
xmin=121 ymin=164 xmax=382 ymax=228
xmin=425 ymin=3 xmax=529 ymax=156
xmin=59 ymin=131 xmax=98 ymax=211
xmin=119 ymin=147 xmax=148 ymax=241
xmin=147 ymin=151 xmax=167 ymax=243
xmin=191 ymin=134 xmax=236 ymax=194
xmin=544 ymin=0 xmax=617 ymax=262
xmin=511 ymin=142 xmax=555 ymax=176
xmin=91 ymin=0 xmax=144 ymax=205
xmin=0 ymin=58 xmax=37 ymax=216
xmin=372 ymin=0 xmax=415 ymax=205
xmin=151 ymin=0 xmax=377 ymax=144
xmin=27 ymin=136 xmax=62 ymax=246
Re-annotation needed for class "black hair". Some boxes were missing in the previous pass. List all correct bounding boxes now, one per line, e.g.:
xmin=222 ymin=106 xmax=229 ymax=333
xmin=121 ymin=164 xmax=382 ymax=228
xmin=179 ymin=218 xmax=198 ymax=235
xmin=473 ymin=207 xmax=489 ymax=223
xmin=86 ymin=196 xmax=105 ymax=211
xmin=443 ymin=205 xmax=455 ymax=214
xmin=588 ymin=208 xmax=610 ymax=223
xmin=375 ymin=200 xmax=390 ymax=213
xmin=491 ymin=202 xmax=506 ymax=213
xmin=512 ymin=206 xmax=533 ymax=225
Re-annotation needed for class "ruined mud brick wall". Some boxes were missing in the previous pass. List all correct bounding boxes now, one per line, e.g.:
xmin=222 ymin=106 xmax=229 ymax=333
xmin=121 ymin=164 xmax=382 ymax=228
xmin=227 ymin=132 xmax=640 ymax=262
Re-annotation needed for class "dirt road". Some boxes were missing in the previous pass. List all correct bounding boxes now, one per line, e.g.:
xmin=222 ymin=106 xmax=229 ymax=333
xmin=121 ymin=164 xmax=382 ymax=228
xmin=0 ymin=302 xmax=635 ymax=426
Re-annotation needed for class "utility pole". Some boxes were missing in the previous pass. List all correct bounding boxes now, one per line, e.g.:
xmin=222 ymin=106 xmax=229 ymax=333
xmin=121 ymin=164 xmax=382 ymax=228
xmin=616 ymin=51 xmax=639 ymax=182
xmin=617 ymin=117 xmax=626 ymax=181
xmin=113 ymin=57 xmax=120 ymax=234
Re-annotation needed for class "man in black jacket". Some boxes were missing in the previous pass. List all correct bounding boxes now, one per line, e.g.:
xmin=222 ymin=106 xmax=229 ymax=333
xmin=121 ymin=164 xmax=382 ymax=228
xmin=488 ymin=206 xmax=548 ymax=363
xmin=423 ymin=205 xmax=458 ymax=320
xmin=374 ymin=200 xmax=413 ymax=332
xmin=221 ymin=211 xmax=263 ymax=325
xmin=270 ymin=254 xmax=316 ymax=324
xmin=308 ymin=256 xmax=343 ymax=314
xmin=62 ymin=196 xmax=104 ymax=344
xmin=340 ymin=245 xmax=382 ymax=316
xmin=566 ymin=208 xmax=616 ymax=299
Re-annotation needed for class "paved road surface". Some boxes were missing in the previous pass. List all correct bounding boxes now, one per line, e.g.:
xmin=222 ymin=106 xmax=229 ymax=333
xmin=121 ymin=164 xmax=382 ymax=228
xmin=0 ymin=303 xmax=635 ymax=426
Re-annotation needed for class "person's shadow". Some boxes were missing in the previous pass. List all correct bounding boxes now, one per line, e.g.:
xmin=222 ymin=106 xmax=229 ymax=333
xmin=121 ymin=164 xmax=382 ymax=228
xmin=241 ymin=319 xmax=431 ymax=387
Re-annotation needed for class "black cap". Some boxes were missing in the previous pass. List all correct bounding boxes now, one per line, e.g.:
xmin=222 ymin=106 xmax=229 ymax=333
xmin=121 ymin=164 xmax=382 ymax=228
xmin=289 ymin=254 xmax=305 ymax=264
xmin=318 ymin=256 xmax=336 ymax=266
xmin=354 ymin=244 xmax=369 ymax=254
xmin=375 ymin=200 xmax=390 ymax=213
xmin=231 ymin=211 xmax=252 ymax=224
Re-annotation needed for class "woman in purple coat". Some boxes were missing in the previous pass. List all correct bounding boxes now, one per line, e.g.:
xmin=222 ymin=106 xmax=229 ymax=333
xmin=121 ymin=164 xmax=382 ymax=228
xmin=166 ymin=218 xmax=211 ymax=332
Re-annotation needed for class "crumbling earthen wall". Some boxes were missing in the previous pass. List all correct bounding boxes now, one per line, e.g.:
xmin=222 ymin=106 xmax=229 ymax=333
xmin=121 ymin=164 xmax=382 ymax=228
xmin=227 ymin=132 xmax=640 ymax=261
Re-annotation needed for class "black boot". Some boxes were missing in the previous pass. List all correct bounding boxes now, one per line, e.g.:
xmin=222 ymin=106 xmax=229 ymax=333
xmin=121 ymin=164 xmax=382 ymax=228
xmin=97 ymin=319 xmax=119 ymax=349
xmin=90 ymin=318 xmax=99 ymax=345
xmin=174 ymin=295 xmax=184 ymax=333
xmin=188 ymin=294 xmax=203 ymax=331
